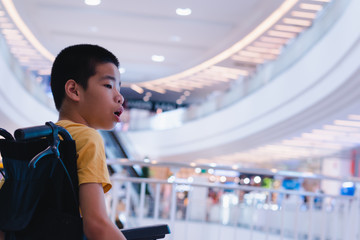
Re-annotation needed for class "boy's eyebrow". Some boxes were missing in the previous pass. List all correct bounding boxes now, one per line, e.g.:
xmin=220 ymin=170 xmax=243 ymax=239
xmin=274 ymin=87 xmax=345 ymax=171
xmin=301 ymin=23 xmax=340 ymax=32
xmin=101 ymin=75 xmax=116 ymax=81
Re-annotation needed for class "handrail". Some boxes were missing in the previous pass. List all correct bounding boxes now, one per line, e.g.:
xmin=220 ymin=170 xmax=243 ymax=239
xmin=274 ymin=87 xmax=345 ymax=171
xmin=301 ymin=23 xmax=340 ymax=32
xmin=107 ymin=158 xmax=360 ymax=183
xmin=110 ymin=176 xmax=354 ymax=200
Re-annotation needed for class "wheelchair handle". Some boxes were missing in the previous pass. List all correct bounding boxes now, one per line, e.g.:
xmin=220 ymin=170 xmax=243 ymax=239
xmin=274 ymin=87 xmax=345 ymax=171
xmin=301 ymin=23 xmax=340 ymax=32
xmin=14 ymin=122 xmax=72 ymax=141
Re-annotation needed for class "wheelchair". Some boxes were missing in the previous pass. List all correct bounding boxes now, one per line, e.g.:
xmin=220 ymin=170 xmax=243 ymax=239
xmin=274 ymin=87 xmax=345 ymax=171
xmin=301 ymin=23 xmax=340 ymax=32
xmin=0 ymin=122 xmax=170 ymax=240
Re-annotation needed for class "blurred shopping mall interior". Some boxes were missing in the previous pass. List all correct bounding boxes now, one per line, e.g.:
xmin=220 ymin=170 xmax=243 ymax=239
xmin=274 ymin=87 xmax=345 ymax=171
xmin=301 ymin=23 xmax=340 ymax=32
xmin=1 ymin=0 xmax=360 ymax=239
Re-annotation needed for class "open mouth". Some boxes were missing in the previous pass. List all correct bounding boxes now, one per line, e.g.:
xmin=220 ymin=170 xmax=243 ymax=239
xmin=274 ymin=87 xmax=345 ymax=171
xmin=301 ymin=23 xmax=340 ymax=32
xmin=114 ymin=111 xmax=121 ymax=117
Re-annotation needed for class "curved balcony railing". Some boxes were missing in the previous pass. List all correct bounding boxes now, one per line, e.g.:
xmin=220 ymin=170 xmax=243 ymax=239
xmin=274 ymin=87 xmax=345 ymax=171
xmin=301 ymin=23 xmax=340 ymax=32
xmin=107 ymin=159 xmax=360 ymax=240
xmin=128 ymin=0 xmax=350 ymax=131
xmin=0 ymin=33 xmax=57 ymax=132
xmin=0 ymin=33 xmax=54 ymax=109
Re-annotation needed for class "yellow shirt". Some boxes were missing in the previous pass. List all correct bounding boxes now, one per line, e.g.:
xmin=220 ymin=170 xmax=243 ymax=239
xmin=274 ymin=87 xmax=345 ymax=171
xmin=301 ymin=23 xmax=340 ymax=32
xmin=56 ymin=120 xmax=111 ymax=193
xmin=0 ymin=162 xmax=3 ymax=189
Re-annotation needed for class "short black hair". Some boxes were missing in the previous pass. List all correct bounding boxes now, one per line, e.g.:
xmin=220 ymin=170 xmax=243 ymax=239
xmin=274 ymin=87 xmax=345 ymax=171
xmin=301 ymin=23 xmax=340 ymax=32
xmin=50 ymin=44 xmax=119 ymax=110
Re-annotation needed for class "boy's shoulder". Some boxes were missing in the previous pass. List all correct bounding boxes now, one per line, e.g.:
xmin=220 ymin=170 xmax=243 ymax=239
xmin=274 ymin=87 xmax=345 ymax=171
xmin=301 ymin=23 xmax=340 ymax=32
xmin=56 ymin=120 xmax=102 ymax=143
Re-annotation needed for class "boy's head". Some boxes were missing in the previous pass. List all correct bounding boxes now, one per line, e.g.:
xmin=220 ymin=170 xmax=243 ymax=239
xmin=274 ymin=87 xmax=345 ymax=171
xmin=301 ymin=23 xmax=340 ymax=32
xmin=50 ymin=44 xmax=119 ymax=111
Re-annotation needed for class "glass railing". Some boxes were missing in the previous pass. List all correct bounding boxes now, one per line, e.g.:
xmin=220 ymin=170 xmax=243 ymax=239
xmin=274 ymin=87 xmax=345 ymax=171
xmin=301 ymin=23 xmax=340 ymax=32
xmin=107 ymin=159 xmax=360 ymax=240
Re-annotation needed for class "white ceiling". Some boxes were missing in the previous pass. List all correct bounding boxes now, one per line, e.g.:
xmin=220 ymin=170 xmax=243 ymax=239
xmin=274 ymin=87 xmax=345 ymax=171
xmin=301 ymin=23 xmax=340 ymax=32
xmin=10 ymin=0 xmax=284 ymax=103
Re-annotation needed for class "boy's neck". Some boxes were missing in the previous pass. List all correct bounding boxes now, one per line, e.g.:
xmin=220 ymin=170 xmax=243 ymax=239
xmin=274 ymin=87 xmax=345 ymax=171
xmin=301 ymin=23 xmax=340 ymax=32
xmin=58 ymin=110 xmax=89 ymax=127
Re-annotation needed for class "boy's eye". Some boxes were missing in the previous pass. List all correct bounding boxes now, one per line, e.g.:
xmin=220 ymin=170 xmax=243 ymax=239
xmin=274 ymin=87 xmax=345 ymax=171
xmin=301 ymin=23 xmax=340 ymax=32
xmin=104 ymin=84 xmax=112 ymax=89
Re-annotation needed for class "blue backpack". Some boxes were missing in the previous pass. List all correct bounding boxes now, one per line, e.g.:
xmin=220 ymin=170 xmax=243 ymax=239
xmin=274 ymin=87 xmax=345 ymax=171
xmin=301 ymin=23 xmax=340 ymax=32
xmin=0 ymin=122 xmax=83 ymax=239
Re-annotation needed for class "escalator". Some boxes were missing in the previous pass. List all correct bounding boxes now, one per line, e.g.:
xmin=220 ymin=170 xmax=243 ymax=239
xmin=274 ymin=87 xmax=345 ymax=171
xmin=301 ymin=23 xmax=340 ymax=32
xmin=100 ymin=130 xmax=154 ymax=217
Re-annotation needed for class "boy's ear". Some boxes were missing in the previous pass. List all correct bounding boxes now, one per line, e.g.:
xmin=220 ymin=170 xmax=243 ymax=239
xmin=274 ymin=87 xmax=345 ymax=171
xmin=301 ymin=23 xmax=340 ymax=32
xmin=64 ymin=79 xmax=81 ymax=102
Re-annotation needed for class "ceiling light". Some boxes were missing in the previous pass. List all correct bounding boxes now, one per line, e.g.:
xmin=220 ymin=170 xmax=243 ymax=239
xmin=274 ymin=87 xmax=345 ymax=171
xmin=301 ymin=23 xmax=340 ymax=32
xmin=7 ymin=39 xmax=28 ymax=46
xmin=0 ymin=17 xmax=8 ymax=23
xmin=89 ymin=26 xmax=98 ymax=32
xmin=334 ymin=120 xmax=360 ymax=127
xmin=291 ymin=11 xmax=317 ymax=19
xmin=119 ymin=67 xmax=126 ymax=74
xmin=143 ymin=96 xmax=150 ymax=102
xmin=301 ymin=133 xmax=334 ymax=141
xmin=200 ymin=71 xmax=237 ymax=80
xmin=209 ymin=66 xmax=246 ymax=75
xmin=0 ymin=23 xmax=14 ymax=28
xmin=84 ymin=0 xmax=101 ymax=6
xmin=312 ymin=129 xmax=346 ymax=136
xmin=267 ymin=30 xmax=296 ymax=38
xmin=274 ymin=24 xmax=304 ymax=33
xmin=130 ymin=84 xmax=144 ymax=94
xmin=158 ymin=85 xmax=182 ymax=92
xmin=253 ymin=41 xmax=282 ymax=49
xmin=183 ymin=91 xmax=191 ymax=96
xmin=2 ymin=28 xmax=19 ymax=35
xmin=166 ymin=82 xmax=194 ymax=90
xmin=246 ymin=46 xmax=281 ymax=55
xmin=299 ymin=3 xmax=323 ymax=11
xmin=176 ymin=8 xmax=192 ymax=16
xmin=260 ymin=36 xmax=289 ymax=44
xmin=231 ymin=55 xmax=265 ymax=64
xmin=38 ymin=69 xmax=51 ymax=75
xmin=238 ymin=50 xmax=276 ymax=60
xmin=323 ymin=125 xmax=359 ymax=132
xmin=4 ymin=34 xmax=22 ymax=40
xmin=179 ymin=79 xmax=205 ymax=87
xmin=18 ymin=57 xmax=30 ymax=62
xmin=348 ymin=114 xmax=360 ymax=121
xmin=141 ymin=85 xmax=166 ymax=94
xmin=283 ymin=18 xmax=312 ymax=26
xmin=10 ymin=47 xmax=37 ymax=54
xmin=170 ymin=35 xmax=181 ymax=42
xmin=151 ymin=55 xmax=165 ymax=62
xmin=186 ymin=79 xmax=214 ymax=86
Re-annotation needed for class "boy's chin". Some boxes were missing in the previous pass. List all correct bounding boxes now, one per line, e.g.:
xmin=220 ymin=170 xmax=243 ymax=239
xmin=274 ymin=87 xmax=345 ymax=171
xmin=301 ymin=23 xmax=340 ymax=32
xmin=103 ymin=122 xmax=119 ymax=131
xmin=93 ymin=122 xmax=118 ymax=131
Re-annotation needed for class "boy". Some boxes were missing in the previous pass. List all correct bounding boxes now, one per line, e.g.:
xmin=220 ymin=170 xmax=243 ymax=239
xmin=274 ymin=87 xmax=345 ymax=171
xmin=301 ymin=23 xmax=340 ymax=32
xmin=50 ymin=44 xmax=126 ymax=240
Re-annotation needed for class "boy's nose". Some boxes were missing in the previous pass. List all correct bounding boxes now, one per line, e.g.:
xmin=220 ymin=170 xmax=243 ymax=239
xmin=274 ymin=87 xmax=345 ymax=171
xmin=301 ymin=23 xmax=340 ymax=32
xmin=117 ymin=94 xmax=124 ymax=105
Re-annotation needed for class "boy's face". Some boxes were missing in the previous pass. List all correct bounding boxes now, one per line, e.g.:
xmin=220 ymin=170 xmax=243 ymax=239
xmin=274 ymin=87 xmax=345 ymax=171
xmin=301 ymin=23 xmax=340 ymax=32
xmin=77 ymin=62 xmax=124 ymax=130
